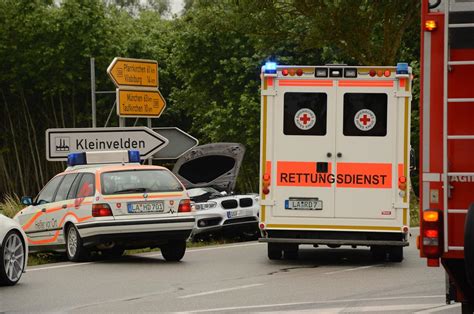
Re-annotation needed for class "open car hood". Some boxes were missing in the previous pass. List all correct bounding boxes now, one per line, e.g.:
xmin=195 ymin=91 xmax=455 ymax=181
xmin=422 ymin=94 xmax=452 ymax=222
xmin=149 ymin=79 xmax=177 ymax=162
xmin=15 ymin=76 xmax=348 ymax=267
xmin=172 ymin=143 xmax=245 ymax=193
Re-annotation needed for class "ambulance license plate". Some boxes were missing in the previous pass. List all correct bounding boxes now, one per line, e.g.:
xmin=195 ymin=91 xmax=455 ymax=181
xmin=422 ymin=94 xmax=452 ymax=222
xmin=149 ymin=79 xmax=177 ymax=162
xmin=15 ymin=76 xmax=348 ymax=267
xmin=285 ymin=198 xmax=322 ymax=210
xmin=128 ymin=201 xmax=164 ymax=214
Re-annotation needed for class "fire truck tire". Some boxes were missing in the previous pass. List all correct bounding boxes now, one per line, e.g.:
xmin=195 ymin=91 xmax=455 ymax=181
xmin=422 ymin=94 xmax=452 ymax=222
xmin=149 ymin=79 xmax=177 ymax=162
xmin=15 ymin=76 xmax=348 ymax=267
xmin=388 ymin=246 xmax=403 ymax=262
xmin=464 ymin=203 xmax=474 ymax=288
xmin=370 ymin=246 xmax=386 ymax=262
xmin=462 ymin=302 xmax=474 ymax=314
xmin=268 ymin=243 xmax=282 ymax=260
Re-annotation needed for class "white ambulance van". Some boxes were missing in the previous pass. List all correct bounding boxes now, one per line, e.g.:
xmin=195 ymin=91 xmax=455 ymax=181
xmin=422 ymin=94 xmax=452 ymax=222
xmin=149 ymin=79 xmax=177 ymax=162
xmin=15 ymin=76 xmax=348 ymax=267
xmin=258 ymin=62 xmax=412 ymax=262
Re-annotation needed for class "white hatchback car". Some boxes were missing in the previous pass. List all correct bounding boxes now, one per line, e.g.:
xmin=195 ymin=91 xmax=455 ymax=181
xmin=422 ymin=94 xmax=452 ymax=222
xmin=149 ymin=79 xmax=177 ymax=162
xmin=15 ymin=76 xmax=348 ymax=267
xmin=15 ymin=151 xmax=195 ymax=262
xmin=172 ymin=143 xmax=259 ymax=239
xmin=0 ymin=214 xmax=28 ymax=286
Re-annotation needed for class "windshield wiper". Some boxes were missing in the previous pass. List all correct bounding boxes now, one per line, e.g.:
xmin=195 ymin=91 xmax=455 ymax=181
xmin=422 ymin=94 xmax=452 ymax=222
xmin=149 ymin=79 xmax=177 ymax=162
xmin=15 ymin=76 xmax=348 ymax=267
xmin=113 ymin=188 xmax=148 ymax=194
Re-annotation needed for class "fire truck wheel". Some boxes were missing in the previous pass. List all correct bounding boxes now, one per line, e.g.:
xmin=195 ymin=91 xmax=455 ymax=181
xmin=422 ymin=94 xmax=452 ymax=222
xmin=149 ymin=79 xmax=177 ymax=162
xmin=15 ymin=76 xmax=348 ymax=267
xmin=388 ymin=246 xmax=403 ymax=262
xmin=464 ymin=203 xmax=474 ymax=288
xmin=268 ymin=243 xmax=282 ymax=260
xmin=370 ymin=246 xmax=386 ymax=262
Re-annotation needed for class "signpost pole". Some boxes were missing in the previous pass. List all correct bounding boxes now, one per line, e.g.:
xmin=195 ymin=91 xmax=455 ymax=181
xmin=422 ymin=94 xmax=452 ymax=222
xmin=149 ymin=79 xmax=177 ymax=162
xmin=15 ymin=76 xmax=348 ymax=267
xmin=90 ymin=57 xmax=97 ymax=128
xmin=147 ymin=118 xmax=152 ymax=165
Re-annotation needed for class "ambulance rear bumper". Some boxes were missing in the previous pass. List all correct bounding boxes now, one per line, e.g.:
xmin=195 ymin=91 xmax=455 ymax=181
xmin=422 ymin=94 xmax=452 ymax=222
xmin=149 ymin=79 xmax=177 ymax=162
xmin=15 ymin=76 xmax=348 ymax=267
xmin=259 ymin=238 xmax=409 ymax=247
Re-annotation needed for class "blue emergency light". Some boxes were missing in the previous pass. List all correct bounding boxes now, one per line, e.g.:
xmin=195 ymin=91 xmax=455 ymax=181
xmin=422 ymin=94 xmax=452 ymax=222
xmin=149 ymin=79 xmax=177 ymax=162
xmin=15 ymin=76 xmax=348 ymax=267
xmin=128 ymin=150 xmax=141 ymax=163
xmin=396 ymin=63 xmax=409 ymax=75
xmin=66 ymin=150 xmax=141 ymax=167
xmin=67 ymin=152 xmax=87 ymax=166
xmin=264 ymin=62 xmax=277 ymax=74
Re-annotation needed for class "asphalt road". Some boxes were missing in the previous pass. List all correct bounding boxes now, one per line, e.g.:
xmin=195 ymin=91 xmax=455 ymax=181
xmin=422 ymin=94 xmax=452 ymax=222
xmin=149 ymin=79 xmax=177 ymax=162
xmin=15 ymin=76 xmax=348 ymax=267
xmin=0 ymin=228 xmax=460 ymax=313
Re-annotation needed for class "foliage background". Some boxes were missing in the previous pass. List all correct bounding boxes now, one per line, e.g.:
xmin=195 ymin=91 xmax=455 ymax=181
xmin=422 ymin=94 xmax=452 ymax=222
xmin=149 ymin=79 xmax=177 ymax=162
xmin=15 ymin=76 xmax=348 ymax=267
xmin=0 ymin=0 xmax=420 ymax=200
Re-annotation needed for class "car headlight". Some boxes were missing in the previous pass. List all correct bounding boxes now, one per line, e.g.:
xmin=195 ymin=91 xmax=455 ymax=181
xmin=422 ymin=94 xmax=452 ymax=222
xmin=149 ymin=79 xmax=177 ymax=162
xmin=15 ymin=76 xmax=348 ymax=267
xmin=195 ymin=201 xmax=217 ymax=211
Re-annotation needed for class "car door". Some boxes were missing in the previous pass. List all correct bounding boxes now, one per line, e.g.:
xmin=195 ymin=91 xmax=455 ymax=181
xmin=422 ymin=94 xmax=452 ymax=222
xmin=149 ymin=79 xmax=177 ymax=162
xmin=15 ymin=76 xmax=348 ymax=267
xmin=19 ymin=175 xmax=64 ymax=245
xmin=47 ymin=173 xmax=80 ymax=244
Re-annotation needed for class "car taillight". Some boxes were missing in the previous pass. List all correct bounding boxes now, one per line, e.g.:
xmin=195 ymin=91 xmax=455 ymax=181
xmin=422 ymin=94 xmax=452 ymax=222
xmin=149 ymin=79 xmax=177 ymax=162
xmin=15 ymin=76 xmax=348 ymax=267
xmin=178 ymin=199 xmax=192 ymax=213
xmin=421 ymin=209 xmax=443 ymax=264
xmin=92 ymin=204 xmax=113 ymax=217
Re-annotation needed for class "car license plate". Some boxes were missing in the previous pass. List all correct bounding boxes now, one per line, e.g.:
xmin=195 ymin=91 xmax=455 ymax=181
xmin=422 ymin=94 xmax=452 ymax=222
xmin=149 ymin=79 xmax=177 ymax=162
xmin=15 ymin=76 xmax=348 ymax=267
xmin=285 ymin=198 xmax=323 ymax=210
xmin=127 ymin=201 xmax=164 ymax=214
xmin=227 ymin=209 xmax=242 ymax=218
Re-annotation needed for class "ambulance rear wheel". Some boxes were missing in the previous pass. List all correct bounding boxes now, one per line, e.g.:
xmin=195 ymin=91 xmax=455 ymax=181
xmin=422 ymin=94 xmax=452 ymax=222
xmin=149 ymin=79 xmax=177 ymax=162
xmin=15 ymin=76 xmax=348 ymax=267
xmin=464 ymin=203 xmax=474 ymax=287
xmin=66 ymin=224 xmax=89 ymax=262
xmin=283 ymin=245 xmax=299 ymax=260
xmin=370 ymin=246 xmax=386 ymax=262
xmin=268 ymin=243 xmax=282 ymax=260
xmin=388 ymin=246 xmax=403 ymax=263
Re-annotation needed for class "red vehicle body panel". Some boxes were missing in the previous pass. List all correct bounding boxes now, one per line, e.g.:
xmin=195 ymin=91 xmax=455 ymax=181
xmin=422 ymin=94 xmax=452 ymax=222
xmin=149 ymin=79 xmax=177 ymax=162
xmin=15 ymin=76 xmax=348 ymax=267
xmin=420 ymin=0 xmax=474 ymax=303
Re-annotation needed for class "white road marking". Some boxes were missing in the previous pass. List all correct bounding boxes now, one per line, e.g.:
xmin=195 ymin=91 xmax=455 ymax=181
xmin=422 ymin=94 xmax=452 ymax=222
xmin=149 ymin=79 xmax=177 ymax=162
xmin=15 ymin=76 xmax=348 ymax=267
xmin=323 ymin=264 xmax=381 ymax=275
xmin=178 ymin=295 xmax=444 ymax=313
xmin=148 ymin=242 xmax=263 ymax=258
xmin=27 ymin=242 xmax=263 ymax=272
xmin=178 ymin=283 xmax=263 ymax=299
xmin=263 ymin=304 xmax=440 ymax=313
xmin=414 ymin=303 xmax=461 ymax=313
xmin=27 ymin=262 xmax=95 ymax=272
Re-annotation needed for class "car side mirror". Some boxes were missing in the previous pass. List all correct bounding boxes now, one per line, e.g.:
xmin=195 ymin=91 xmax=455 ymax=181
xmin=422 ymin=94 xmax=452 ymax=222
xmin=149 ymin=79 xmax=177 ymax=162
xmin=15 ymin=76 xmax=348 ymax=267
xmin=21 ymin=196 xmax=33 ymax=206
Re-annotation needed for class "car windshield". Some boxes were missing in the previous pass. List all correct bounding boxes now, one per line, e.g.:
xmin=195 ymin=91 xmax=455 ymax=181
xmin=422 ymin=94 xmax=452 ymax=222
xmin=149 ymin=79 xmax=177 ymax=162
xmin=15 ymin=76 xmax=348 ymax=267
xmin=101 ymin=169 xmax=183 ymax=195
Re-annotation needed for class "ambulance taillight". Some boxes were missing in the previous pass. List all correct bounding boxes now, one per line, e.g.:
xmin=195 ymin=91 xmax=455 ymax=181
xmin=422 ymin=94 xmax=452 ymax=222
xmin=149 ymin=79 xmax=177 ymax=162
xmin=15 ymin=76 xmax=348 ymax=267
xmin=262 ymin=173 xmax=271 ymax=195
xmin=421 ymin=209 xmax=443 ymax=266
xmin=424 ymin=20 xmax=437 ymax=31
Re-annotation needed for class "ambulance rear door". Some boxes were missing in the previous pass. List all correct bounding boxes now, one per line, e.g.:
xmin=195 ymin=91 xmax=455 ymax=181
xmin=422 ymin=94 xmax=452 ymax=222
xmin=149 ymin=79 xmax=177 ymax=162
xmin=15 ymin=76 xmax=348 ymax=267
xmin=334 ymin=78 xmax=398 ymax=220
xmin=272 ymin=76 xmax=336 ymax=218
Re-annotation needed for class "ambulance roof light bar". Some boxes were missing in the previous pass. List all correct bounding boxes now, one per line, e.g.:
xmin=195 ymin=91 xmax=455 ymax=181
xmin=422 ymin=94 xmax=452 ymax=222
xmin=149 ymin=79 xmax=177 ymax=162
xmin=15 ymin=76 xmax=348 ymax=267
xmin=395 ymin=62 xmax=410 ymax=78
xmin=67 ymin=150 xmax=141 ymax=167
xmin=263 ymin=62 xmax=277 ymax=76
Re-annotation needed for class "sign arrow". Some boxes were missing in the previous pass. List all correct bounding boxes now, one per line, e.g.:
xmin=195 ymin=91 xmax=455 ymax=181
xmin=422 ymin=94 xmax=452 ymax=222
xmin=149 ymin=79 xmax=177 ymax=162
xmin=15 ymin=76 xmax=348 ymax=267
xmin=46 ymin=127 xmax=169 ymax=161
xmin=116 ymin=88 xmax=166 ymax=118
xmin=107 ymin=57 xmax=158 ymax=88
xmin=152 ymin=127 xmax=199 ymax=159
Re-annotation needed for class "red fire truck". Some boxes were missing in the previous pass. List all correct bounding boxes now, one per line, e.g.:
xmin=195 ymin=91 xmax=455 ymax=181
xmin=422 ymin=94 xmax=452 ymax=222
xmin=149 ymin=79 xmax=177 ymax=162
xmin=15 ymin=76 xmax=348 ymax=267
xmin=419 ymin=0 xmax=474 ymax=311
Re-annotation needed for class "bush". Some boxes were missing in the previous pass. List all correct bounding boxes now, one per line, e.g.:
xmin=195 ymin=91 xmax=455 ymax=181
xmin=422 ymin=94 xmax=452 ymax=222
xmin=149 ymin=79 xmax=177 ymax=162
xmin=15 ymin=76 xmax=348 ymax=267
xmin=0 ymin=194 xmax=23 ymax=218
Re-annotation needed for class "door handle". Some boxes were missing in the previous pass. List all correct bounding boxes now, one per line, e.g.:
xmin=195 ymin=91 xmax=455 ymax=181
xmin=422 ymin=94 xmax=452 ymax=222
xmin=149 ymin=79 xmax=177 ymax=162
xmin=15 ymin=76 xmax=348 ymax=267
xmin=62 ymin=204 xmax=67 ymax=209
xmin=41 ymin=208 xmax=46 ymax=212
xmin=326 ymin=152 xmax=332 ymax=158
xmin=337 ymin=152 xmax=342 ymax=158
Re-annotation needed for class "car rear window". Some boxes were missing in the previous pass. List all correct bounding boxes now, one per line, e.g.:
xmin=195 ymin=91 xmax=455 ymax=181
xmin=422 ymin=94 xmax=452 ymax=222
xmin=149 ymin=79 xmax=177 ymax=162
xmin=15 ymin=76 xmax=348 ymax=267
xmin=101 ymin=170 xmax=183 ymax=195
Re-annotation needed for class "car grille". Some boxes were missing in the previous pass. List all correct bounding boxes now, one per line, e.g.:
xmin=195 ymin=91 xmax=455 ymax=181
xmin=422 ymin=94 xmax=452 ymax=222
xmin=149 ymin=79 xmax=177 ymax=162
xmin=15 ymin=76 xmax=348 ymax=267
xmin=239 ymin=198 xmax=253 ymax=208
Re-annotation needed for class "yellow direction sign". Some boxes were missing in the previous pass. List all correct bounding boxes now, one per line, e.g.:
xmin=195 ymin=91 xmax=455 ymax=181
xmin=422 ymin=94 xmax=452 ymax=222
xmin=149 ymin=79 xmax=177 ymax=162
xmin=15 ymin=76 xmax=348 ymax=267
xmin=117 ymin=89 xmax=166 ymax=118
xmin=107 ymin=57 xmax=158 ymax=88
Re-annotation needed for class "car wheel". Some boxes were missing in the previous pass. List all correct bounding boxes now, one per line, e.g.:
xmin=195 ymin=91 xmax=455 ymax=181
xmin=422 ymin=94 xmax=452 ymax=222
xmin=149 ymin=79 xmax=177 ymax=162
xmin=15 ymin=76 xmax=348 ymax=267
xmin=268 ymin=243 xmax=282 ymax=260
xmin=66 ymin=224 xmax=89 ymax=262
xmin=370 ymin=246 xmax=386 ymax=262
xmin=0 ymin=231 xmax=25 ymax=286
xmin=388 ymin=246 xmax=403 ymax=263
xmin=161 ymin=239 xmax=186 ymax=262
xmin=465 ymin=203 xmax=474 ymax=287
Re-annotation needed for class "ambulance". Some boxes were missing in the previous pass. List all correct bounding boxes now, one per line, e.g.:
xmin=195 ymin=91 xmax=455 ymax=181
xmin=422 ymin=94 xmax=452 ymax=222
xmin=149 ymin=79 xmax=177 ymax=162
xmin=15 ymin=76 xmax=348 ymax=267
xmin=258 ymin=62 xmax=413 ymax=262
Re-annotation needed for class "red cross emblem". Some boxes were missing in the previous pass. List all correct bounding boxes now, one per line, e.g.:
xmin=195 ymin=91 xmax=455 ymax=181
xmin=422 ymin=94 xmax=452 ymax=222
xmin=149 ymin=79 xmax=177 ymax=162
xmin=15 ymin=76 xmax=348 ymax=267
xmin=295 ymin=108 xmax=316 ymax=130
xmin=359 ymin=114 xmax=371 ymax=126
xmin=354 ymin=109 xmax=376 ymax=131
xmin=299 ymin=113 xmax=311 ymax=125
